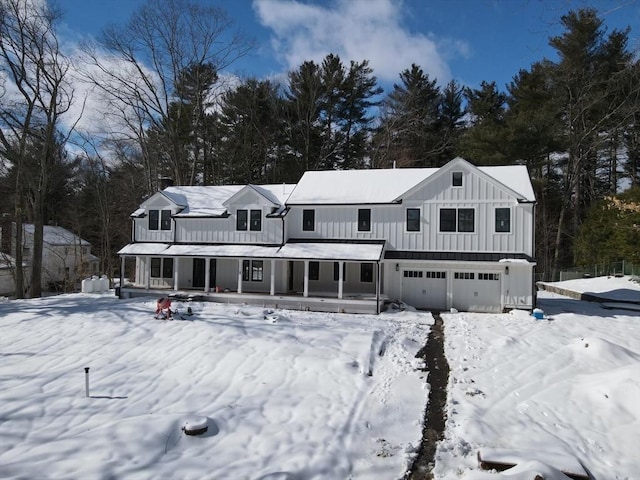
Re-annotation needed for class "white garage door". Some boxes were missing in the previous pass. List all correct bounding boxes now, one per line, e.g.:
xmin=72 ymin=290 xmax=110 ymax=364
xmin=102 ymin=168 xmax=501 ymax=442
xmin=401 ymin=269 xmax=447 ymax=310
xmin=452 ymin=271 xmax=501 ymax=313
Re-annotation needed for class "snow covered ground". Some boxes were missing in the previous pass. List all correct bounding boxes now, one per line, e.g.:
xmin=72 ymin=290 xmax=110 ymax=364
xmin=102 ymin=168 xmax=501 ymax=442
xmin=1 ymin=275 xmax=638 ymax=479
xmin=0 ymin=294 xmax=431 ymax=479
xmin=435 ymin=276 xmax=640 ymax=480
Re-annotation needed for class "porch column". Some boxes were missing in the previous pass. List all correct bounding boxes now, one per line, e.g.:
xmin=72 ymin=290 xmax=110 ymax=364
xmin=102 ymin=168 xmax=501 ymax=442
xmin=120 ymin=256 xmax=125 ymax=287
xmin=338 ymin=261 xmax=344 ymax=300
xmin=173 ymin=257 xmax=179 ymax=291
xmin=303 ymin=260 xmax=309 ymax=298
xmin=204 ymin=258 xmax=211 ymax=293
xmin=145 ymin=256 xmax=150 ymax=290
xmin=270 ymin=259 xmax=276 ymax=296
xmin=237 ymin=258 xmax=243 ymax=294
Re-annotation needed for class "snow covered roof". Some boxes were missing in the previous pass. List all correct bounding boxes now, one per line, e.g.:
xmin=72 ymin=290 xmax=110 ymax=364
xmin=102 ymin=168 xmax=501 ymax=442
xmin=119 ymin=241 xmax=385 ymax=261
xmin=287 ymin=160 xmax=536 ymax=205
xmin=22 ymin=224 xmax=91 ymax=246
xmin=163 ymin=186 xmax=243 ymax=217
xmin=276 ymin=242 xmax=385 ymax=262
xmin=118 ymin=243 xmax=170 ymax=255
xmin=146 ymin=184 xmax=296 ymax=218
xmin=165 ymin=245 xmax=280 ymax=258
xmin=478 ymin=165 xmax=536 ymax=202
xmin=287 ymin=168 xmax=437 ymax=205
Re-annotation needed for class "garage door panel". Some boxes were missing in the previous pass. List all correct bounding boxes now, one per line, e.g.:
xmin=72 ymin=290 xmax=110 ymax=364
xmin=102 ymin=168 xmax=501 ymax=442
xmin=401 ymin=270 xmax=447 ymax=310
xmin=452 ymin=271 xmax=501 ymax=313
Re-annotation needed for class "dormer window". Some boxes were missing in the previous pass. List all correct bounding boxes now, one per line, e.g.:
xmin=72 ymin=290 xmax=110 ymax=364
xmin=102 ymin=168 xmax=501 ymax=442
xmin=161 ymin=210 xmax=171 ymax=230
xmin=149 ymin=209 xmax=171 ymax=230
xmin=452 ymin=172 xmax=463 ymax=187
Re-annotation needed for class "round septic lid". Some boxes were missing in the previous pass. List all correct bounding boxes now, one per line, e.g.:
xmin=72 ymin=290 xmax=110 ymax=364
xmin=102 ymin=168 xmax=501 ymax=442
xmin=183 ymin=416 xmax=208 ymax=436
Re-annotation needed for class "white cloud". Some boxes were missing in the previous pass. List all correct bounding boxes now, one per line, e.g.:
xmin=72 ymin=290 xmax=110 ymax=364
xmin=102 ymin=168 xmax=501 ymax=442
xmin=253 ymin=0 xmax=464 ymax=85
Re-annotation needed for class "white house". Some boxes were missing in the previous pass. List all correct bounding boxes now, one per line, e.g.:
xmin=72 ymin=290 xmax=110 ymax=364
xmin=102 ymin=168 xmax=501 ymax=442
xmin=3 ymin=223 xmax=100 ymax=292
xmin=118 ymin=157 xmax=536 ymax=313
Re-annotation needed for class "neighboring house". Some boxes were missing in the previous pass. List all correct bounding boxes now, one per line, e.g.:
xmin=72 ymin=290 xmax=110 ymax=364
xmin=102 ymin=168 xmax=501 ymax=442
xmin=118 ymin=157 xmax=536 ymax=313
xmin=0 ymin=253 xmax=18 ymax=296
xmin=4 ymin=223 xmax=100 ymax=292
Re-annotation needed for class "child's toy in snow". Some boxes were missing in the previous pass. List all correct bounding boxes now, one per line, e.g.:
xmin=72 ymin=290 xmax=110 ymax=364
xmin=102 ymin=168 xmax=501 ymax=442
xmin=155 ymin=297 xmax=173 ymax=319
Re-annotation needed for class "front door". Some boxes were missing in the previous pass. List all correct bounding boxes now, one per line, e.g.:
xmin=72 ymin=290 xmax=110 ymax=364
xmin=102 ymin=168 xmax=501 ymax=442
xmin=193 ymin=258 xmax=205 ymax=288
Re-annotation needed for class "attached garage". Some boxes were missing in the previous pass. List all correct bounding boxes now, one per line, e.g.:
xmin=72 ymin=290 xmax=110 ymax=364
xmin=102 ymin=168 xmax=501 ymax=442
xmin=401 ymin=269 xmax=447 ymax=310
xmin=451 ymin=271 xmax=502 ymax=313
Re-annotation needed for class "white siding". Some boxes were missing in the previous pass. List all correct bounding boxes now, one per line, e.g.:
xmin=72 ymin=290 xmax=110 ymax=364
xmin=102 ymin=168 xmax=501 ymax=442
xmin=287 ymin=200 xmax=533 ymax=256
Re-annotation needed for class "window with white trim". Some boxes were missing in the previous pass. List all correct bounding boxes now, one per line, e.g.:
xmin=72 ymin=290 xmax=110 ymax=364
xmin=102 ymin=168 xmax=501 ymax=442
xmin=303 ymin=209 xmax=315 ymax=231
xmin=406 ymin=208 xmax=420 ymax=232
xmin=495 ymin=207 xmax=511 ymax=233
xmin=151 ymin=257 xmax=173 ymax=278
xmin=439 ymin=208 xmax=475 ymax=232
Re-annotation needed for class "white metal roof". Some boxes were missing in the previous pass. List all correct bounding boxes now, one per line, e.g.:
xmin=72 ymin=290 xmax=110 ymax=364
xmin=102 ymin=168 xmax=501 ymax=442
xmin=118 ymin=242 xmax=384 ymax=261
xmin=287 ymin=162 xmax=536 ymax=204
xmin=276 ymin=242 xmax=385 ymax=262
xmin=165 ymin=245 xmax=281 ymax=258
xmin=287 ymin=168 xmax=437 ymax=204
xmin=150 ymin=184 xmax=295 ymax=217
xmin=478 ymin=165 xmax=536 ymax=202
xmin=118 ymin=243 xmax=170 ymax=255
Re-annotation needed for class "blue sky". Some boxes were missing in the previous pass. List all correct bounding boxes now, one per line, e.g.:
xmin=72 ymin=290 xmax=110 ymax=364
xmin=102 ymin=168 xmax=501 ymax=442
xmin=57 ymin=0 xmax=638 ymax=92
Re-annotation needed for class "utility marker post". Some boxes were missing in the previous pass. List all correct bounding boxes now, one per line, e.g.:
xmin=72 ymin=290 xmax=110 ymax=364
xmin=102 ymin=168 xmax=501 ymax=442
xmin=84 ymin=367 xmax=90 ymax=397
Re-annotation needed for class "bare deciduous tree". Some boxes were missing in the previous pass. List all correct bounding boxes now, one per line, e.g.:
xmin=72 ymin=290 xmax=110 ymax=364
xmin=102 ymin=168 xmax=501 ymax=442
xmin=80 ymin=0 xmax=252 ymax=193
xmin=0 ymin=0 xmax=74 ymax=297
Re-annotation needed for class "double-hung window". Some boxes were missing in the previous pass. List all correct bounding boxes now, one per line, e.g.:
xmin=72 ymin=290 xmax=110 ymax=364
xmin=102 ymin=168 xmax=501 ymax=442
xmin=495 ymin=207 xmax=511 ymax=233
xmin=149 ymin=210 xmax=159 ymax=230
xmin=358 ymin=209 xmax=371 ymax=232
xmin=242 ymin=260 xmax=263 ymax=281
xmin=237 ymin=210 xmax=248 ymax=231
xmin=150 ymin=257 xmax=173 ymax=279
xmin=406 ymin=208 xmax=420 ymax=232
xmin=303 ymin=209 xmax=315 ymax=231
xmin=160 ymin=210 xmax=171 ymax=230
xmin=250 ymin=210 xmax=262 ymax=231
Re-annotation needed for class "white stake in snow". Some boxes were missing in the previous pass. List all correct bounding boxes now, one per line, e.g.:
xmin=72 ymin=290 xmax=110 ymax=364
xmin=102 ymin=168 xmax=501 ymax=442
xmin=84 ymin=367 xmax=90 ymax=397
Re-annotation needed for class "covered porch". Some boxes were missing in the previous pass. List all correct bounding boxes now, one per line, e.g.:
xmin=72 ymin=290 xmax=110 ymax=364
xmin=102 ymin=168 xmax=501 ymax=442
xmin=117 ymin=240 xmax=387 ymax=314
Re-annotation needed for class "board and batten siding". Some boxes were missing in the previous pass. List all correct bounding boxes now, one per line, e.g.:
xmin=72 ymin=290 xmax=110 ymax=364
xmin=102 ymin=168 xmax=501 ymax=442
xmin=135 ymin=208 xmax=284 ymax=245
xmin=174 ymin=215 xmax=283 ymax=244
xmin=286 ymin=201 xmax=533 ymax=256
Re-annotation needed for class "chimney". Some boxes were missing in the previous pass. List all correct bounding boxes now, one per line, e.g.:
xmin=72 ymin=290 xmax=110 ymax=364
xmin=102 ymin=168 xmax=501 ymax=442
xmin=159 ymin=177 xmax=174 ymax=190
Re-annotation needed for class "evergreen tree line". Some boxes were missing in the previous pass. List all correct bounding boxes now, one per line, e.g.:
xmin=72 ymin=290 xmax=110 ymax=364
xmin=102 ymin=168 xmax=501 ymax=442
xmin=1 ymin=0 xmax=638 ymax=297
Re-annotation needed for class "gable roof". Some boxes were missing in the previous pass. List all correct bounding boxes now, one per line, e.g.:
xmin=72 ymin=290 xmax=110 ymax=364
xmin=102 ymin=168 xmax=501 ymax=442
xmin=22 ymin=224 xmax=91 ymax=246
xmin=135 ymin=184 xmax=296 ymax=218
xmin=287 ymin=168 xmax=438 ymax=205
xmin=222 ymin=184 xmax=295 ymax=210
xmin=287 ymin=158 xmax=535 ymax=205
xmin=477 ymin=165 xmax=536 ymax=202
